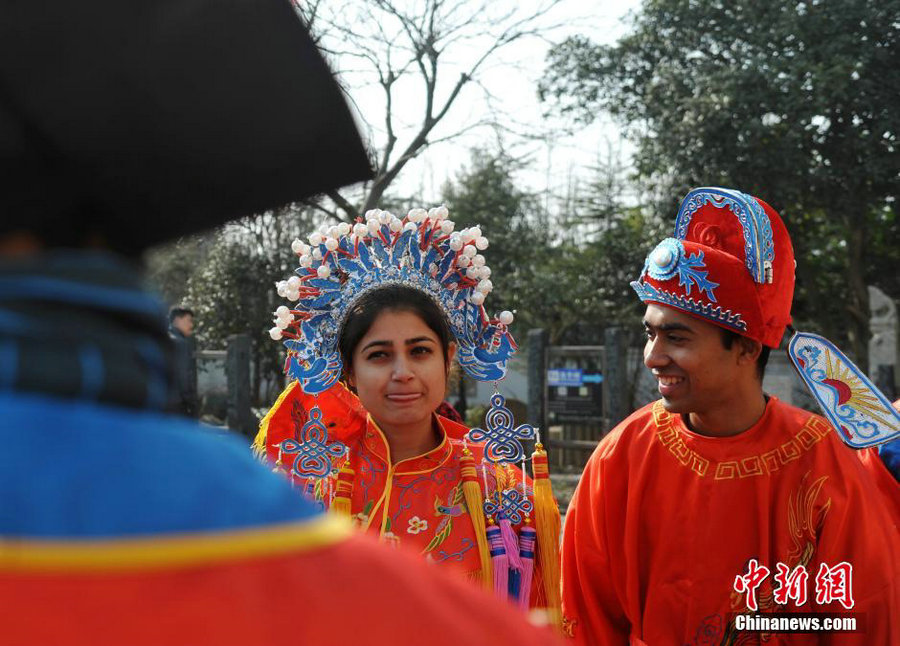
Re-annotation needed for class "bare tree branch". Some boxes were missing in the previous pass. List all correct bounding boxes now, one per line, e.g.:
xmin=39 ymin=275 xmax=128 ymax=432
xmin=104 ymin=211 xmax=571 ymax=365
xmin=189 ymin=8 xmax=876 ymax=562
xmin=326 ymin=190 xmax=360 ymax=220
xmin=299 ymin=0 xmax=563 ymax=217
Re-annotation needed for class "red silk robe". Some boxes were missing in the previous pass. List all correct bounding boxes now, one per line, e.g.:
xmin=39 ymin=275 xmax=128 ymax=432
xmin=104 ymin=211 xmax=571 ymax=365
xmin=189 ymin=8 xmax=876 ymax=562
xmin=561 ymin=397 xmax=900 ymax=645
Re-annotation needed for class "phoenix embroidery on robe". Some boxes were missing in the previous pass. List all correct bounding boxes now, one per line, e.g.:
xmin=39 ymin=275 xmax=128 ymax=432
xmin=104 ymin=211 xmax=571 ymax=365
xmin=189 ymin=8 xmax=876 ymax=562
xmin=422 ymin=482 xmax=467 ymax=554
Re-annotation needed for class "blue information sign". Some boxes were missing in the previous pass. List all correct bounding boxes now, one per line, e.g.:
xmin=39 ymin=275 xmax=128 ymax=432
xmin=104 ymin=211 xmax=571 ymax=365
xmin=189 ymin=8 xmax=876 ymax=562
xmin=547 ymin=368 xmax=583 ymax=387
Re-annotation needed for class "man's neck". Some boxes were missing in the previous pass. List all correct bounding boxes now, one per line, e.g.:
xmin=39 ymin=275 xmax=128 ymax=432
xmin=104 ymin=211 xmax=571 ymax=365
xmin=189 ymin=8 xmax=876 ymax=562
xmin=685 ymin=391 xmax=768 ymax=438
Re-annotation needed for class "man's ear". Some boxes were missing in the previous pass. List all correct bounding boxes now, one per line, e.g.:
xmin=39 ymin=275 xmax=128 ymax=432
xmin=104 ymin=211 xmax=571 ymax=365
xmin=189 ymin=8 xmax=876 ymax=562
xmin=737 ymin=337 xmax=763 ymax=366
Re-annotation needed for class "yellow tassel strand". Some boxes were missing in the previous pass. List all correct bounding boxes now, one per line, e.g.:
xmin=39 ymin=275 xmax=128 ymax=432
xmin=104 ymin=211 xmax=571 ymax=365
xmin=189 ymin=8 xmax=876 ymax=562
xmin=532 ymin=443 xmax=562 ymax=629
xmin=330 ymin=463 xmax=355 ymax=517
xmin=252 ymin=380 xmax=301 ymax=459
xmin=460 ymin=447 xmax=493 ymax=590
xmin=250 ymin=425 xmax=268 ymax=460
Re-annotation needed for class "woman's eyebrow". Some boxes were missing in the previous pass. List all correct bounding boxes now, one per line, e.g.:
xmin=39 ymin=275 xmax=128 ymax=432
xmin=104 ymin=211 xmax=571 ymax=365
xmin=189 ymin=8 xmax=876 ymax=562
xmin=360 ymin=339 xmax=393 ymax=352
xmin=405 ymin=336 xmax=436 ymax=345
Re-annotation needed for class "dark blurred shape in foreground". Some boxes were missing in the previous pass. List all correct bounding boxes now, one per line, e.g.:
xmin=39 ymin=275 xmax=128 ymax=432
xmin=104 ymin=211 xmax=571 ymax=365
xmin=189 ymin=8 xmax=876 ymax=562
xmin=0 ymin=2 xmax=560 ymax=644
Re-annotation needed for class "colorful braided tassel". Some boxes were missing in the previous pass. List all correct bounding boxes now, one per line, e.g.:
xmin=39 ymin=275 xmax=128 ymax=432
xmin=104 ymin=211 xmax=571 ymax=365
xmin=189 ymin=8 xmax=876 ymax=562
xmin=532 ymin=443 xmax=562 ymax=627
xmin=486 ymin=522 xmax=509 ymax=598
xmin=499 ymin=511 xmax=523 ymax=601
xmin=461 ymin=448 xmax=493 ymax=590
xmin=516 ymin=523 xmax=536 ymax=610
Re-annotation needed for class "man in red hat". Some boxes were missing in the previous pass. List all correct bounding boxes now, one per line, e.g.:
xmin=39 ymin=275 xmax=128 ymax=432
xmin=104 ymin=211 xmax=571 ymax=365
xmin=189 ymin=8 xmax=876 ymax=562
xmin=560 ymin=188 xmax=899 ymax=645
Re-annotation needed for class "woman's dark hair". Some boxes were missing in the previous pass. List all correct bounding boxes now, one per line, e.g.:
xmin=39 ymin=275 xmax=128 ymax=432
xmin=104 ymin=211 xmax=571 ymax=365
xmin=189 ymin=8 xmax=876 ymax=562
xmin=339 ymin=285 xmax=453 ymax=372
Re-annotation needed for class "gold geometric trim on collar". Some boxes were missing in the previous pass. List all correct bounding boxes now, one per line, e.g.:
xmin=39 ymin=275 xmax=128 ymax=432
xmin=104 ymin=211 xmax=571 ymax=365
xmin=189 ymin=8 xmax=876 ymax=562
xmin=652 ymin=400 xmax=832 ymax=480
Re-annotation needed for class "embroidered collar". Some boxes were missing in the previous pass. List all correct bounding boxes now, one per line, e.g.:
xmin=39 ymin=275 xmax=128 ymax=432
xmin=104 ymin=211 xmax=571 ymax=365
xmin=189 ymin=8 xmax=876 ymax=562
xmin=651 ymin=399 xmax=833 ymax=480
xmin=362 ymin=414 xmax=455 ymax=474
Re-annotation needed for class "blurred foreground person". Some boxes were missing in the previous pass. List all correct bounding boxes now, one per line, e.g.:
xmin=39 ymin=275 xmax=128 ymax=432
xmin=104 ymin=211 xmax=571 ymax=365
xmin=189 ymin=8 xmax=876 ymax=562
xmin=0 ymin=2 xmax=560 ymax=645
xmin=561 ymin=188 xmax=899 ymax=645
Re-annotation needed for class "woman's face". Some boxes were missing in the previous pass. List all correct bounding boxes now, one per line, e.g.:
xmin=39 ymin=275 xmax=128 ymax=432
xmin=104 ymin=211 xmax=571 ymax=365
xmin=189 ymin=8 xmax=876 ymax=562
xmin=348 ymin=309 xmax=455 ymax=435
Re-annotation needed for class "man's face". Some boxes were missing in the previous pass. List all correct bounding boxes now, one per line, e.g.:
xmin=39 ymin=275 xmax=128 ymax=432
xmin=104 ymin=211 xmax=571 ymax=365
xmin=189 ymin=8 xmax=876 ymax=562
xmin=173 ymin=314 xmax=194 ymax=337
xmin=642 ymin=304 xmax=747 ymax=420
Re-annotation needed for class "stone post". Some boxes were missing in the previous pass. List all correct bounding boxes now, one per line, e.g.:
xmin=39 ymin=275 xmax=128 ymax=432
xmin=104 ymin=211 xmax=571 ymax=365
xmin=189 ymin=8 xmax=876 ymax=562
xmin=226 ymin=333 xmax=255 ymax=439
xmin=527 ymin=328 xmax=549 ymax=434
xmin=868 ymin=286 xmax=897 ymax=399
xmin=603 ymin=326 xmax=628 ymax=430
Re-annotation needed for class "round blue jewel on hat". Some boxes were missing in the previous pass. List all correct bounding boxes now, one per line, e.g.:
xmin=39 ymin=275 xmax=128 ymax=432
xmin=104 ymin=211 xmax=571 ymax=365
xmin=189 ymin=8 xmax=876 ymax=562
xmin=646 ymin=238 xmax=683 ymax=281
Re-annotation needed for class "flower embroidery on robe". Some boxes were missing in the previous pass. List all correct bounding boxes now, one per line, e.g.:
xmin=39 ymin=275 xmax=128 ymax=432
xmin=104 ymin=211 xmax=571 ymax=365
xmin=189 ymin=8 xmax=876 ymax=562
xmin=407 ymin=516 xmax=429 ymax=534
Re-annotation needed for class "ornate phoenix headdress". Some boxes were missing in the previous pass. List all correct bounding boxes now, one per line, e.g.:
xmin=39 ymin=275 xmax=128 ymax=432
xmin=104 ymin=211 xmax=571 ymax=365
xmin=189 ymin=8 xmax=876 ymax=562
xmin=268 ymin=206 xmax=517 ymax=393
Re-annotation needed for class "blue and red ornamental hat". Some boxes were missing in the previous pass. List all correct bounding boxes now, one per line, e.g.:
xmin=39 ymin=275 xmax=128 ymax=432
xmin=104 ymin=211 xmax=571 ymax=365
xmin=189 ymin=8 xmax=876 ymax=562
xmin=631 ymin=187 xmax=795 ymax=349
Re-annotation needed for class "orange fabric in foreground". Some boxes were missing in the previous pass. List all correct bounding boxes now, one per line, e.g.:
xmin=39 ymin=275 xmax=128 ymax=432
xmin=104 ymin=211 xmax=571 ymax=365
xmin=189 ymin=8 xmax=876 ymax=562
xmin=561 ymin=398 xmax=900 ymax=645
xmin=1 ymin=532 xmax=559 ymax=646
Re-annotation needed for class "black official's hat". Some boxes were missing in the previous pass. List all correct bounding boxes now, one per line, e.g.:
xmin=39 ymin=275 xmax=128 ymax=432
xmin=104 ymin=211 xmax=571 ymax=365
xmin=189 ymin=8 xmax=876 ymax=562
xmin=0 ymin=0 xmax=372 ymax=254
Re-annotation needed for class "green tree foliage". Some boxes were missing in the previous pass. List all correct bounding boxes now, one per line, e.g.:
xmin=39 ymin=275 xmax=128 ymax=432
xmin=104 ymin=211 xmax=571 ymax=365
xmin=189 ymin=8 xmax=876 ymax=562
xmin=564 ymin=154 xmax=668 ymax=332
xmin=145 ymin=206 xmax=322 ymax=405
xmin=442 ymin=149 xmax=657 ymax=344
xmin=442 ymin=150 xmax=550 ymax=334
xmin=143 ymin=235 xmax=212 ymax=307
xmin=540 ymin=0 xmax=900 ymax=369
